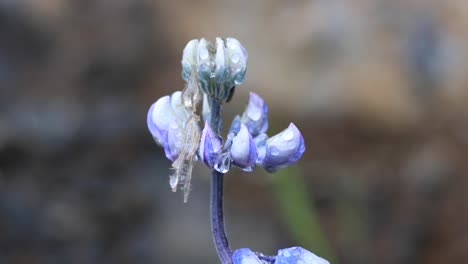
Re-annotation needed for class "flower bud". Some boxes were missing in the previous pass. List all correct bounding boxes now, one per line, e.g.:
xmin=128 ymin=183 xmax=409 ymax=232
xmin=199 ymin=121 xmax=223 ymax=168
xmin=232 ymin=248 xmax=263 ymax=264
xmin=259 ymin=123 xmax=305 ymax=172
xmin=214 ymin=37 xmax=228 ymax=84
xmin=225 ymin=37 xmax=248 ymax=86
xmin=241 ymin=92 xmax=268 ymax=137
xmin=275 ymin=247 xmax=330 ymax=264
xmin=180 ymin=38 xmax=248 ymax=102
xmin=147 ymin=91 xmax=191 ymax=161
xmin=230 ymin=124 xmax=257 ymax=170
xmin=181 ymin=39 xmax=199 ymax=81
xmin=196 ymin=38 xmax=212 ymax=96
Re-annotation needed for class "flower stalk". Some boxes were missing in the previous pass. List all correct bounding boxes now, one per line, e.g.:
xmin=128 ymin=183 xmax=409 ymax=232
xmin=208 ymin=96 xmax=233 ymax=264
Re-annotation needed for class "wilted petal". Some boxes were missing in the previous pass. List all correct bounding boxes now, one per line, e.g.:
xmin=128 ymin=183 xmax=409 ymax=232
xmin=241 ymin=92 xmax=268 ymax=137
xmin=230 ymin=124 xmax=257 ymax=170
xmin=259 ymin=123 xmax=305 ymax=172
xmin=232 ymin=248 xmax=263 ymax=264
xmin=181 ymin=39 xmax=199 ymax=81
xmin=199 ymin=121 xmax=223 ymax=168
xmin=275 ymin=247 xmax=330 ymax=264
xmin=147 ymin=95 xmax=174 ymax=146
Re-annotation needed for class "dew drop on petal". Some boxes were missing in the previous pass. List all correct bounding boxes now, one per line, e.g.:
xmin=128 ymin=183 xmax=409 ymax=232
xmin=231 ymin=54 xmax=240 ymax=64
xmin=282 ymin=129 xmax=294 ymax=141
xmin=271 ymin=148 xmax=280 ymax=156
xmin=242 ymin=165 xmax=254 ymax=172
xmin=200 ymin=48 xmax=209 ymax=60
xmin=214 ymin=152 xmax=231 ymax=173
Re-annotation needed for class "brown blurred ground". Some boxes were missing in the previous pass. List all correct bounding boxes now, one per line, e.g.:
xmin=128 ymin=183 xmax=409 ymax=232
xmin=0 ymin=1 xmax=467 ymax=264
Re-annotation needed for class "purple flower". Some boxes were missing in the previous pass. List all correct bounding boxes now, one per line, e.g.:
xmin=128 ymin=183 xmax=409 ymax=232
xmin=232 ymin=247 xmax=330 ymax=264
xmin=199 ymin=121 xmax=223 ymax=168
xmin=241 ymin=92 xmax=268 ymax=137
xmin=258 ymin=123 xmax=305 ymax=172
xmin=232 ymin=248 xmax=263 ymax=264
xmin=230 ymin=124 xmax=257 ymax=170
xmin=147 ymin=91 xmax=190 ymax=161
xmin=275 ymin=247 xmax=330 ymax=264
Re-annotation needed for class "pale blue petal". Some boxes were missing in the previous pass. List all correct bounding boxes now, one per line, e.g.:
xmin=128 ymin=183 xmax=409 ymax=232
xmin=232 ymin=248 xmax=263 ymax=264
xmin=275 ymin=247 xmax=329 ymax=264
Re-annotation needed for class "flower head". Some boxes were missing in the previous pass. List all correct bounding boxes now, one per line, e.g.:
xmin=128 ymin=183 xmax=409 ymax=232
xmin=180 ymin=37 xmax=248 ymax=102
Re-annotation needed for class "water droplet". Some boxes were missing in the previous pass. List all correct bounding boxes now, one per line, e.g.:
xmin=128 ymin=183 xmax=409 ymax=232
xmin=242 ymin=165 xmax=254 ymax=172
xmin=214 ymin=152 xmax=231 ymax=173
xmin=200 ymin=49 xmax=209 ymax=60
xmin=231 ymin=54 xmax=240 ymax=64
xmin=271 ymin=148 xmax=280 ymax=156
xmin=282 ymin=129 xmax=294 ymax=140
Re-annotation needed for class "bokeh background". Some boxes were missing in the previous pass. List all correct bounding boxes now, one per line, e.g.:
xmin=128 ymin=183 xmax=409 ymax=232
xmin=1 ymin=0 xmax=467 ymax=263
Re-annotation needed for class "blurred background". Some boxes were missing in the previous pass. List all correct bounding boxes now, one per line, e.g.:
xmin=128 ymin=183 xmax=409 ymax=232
xmin=0 ymin=0 xmax=467 ymax=263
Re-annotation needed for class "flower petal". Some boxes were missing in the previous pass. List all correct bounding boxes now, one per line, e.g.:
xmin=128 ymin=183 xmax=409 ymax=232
xmin=275 ymin=247 xmax=330 ymax=264
xmin=232 ymin=248 xmax=263 ymax=264
xmin=226 ymin=38 xmax=248 ymax=85
xmin=230 ymin=124 xmax=257 ymax=170
xmin=260 ymin=123 xmax=305 ymax=172
xmin=241 ymin=92 xmax=268 ymax=137
xmin=147 ymin=95 xmax=173 ymax=146
xmin=199 ymin=121 xmax=223 ymax=168
xmin=181 ymin=39 xmax=199 ymax=81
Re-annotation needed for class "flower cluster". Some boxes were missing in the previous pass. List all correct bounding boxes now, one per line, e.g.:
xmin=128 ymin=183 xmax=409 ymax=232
xmin=147 ymin=37 xmax=329 ymax=264
xmin=181 ymin=37 xmax=247 ymax=102
xmin=199 ymin=92 xmax=305 ymax=173
xmin=148 ymin=91 xmax=305 ymax=175
xmin=232 ymin=247 xmax=330 ymax=264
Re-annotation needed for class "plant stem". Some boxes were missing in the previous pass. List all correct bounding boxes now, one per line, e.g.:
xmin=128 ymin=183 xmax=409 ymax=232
xmin=209 ymin=97 xmax=232 ymax=264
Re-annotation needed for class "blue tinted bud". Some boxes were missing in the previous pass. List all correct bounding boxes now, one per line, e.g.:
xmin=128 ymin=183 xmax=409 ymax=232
xmin=215 ymin=37 xmax=228 ymax=84
xmin=225 ymin=37 xmax=248 ymax=86
xmin=275 ymin=247 xmax=330 ymax=264
xmin=199 ymin=121 xmax=223 ymax=168
xmin=197 ymin=38 xmax=212 ymax=95
xmin=230 ymin=124 xmax=257 ymax=170
xmin=259 ymin=123 xmax=305 ymax=172
xmin=181 ymin=39 xmax=199 ymax=81
xmin=241 ymin=92 xmax=268 ymax=137
xmin=232 ymin=248 xmax=263 ymax=264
